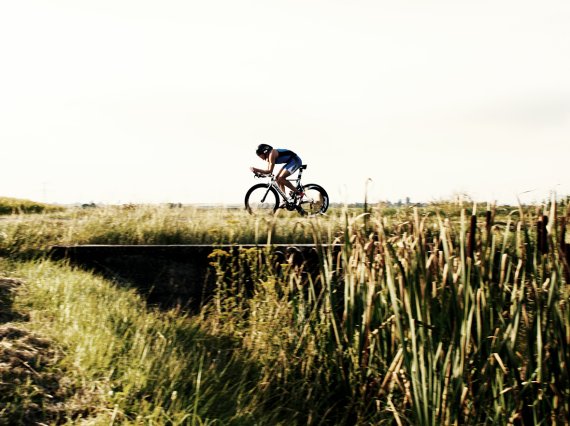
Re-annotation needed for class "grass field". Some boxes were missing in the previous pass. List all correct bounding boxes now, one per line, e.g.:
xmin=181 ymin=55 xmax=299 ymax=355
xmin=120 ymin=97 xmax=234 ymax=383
xmin=1 ymin=198 xmax=569 ymax=424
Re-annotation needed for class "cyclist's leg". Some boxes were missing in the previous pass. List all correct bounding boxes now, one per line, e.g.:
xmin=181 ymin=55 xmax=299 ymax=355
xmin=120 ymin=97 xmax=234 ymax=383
xmin=276 ymin=157 xmax=302 ymax=194
xmin=276 ymin=168 xmax=296 ymax=194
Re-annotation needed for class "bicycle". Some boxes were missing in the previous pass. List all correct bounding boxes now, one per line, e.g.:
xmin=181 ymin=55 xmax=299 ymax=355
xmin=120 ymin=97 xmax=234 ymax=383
xmin=244 ymin=165 xmax=329 ymax=216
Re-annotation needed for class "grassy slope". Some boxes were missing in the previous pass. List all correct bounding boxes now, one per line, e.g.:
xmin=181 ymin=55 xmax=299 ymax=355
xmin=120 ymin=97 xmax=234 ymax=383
xmin=3 ymin=260 xmax=290 ymax=425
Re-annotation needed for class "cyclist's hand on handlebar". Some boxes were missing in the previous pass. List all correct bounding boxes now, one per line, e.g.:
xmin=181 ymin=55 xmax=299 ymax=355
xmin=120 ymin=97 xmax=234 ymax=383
xmin=250 ymin=167 xmax=265 ymax=178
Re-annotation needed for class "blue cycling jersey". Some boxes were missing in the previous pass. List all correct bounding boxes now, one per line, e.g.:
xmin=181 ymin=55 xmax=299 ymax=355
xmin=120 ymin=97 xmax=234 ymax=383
xmin=275 ymin=148 xmax=298 ymax=164
xmin=274 ymin=148 xmax=302 ymax=174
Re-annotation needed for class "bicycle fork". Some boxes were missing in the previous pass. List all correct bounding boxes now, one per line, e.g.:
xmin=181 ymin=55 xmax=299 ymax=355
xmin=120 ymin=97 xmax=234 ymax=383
xmin=259 ymin=184 xmax=274 ymax=204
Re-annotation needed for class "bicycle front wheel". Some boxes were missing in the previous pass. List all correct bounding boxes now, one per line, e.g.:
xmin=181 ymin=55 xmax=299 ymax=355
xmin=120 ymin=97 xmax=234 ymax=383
xmin=245 ymin=184 xmax=280 ymax=215
xmin=300 ymin=184 xmax=329 ymax=215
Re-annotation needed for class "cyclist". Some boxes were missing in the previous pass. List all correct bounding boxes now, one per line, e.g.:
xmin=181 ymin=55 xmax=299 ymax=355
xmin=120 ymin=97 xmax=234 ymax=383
xmin=250 ymin=143 xmax=304 ymax=202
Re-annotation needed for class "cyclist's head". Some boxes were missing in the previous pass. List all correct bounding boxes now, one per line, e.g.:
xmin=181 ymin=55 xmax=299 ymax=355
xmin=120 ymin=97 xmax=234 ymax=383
xmin=256 ymin=144 xmax=273 ymax=157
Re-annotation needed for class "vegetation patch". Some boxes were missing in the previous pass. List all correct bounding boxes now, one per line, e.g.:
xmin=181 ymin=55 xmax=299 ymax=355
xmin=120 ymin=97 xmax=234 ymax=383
xmin=0 ymin=277 xmax=100 ymax=424
xmin=0 ymin=197 xmax=64 ymax=216
xmin=0 ymin=198 xmax=569 ymax=424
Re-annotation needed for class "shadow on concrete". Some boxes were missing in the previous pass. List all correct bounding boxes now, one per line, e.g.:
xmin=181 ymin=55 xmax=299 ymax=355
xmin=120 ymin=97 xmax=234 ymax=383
xmin=48 ymin=244 xmax=332 ymax=311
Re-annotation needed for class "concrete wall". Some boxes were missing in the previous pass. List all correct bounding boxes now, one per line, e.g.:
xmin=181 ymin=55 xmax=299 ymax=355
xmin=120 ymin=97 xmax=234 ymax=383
xmin=49 ymin=244 xmax=333 ymax=310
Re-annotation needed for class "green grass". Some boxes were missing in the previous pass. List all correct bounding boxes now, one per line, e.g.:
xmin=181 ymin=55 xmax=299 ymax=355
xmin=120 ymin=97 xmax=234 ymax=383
xmin=1 ymin=198 xmax=570 ymax=424
xmin=0 ymin=199 xmax=551 ymax=258
xmin=0 ymin=197 xmax=64 ymax=215
xmin=0 ymin=204 xmax=345 ymax=259
xmin=4 ymin=259 xmax=296 ymax=424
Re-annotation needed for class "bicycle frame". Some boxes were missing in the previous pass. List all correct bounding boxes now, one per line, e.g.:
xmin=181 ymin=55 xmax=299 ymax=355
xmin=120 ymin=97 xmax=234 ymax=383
xmin=259 ymin=165 xmax=306 ymax=202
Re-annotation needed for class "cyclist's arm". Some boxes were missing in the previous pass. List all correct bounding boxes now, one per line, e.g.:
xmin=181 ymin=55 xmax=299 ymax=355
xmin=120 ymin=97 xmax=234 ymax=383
xmin=251 ymin=149 xmax=277 ymax=175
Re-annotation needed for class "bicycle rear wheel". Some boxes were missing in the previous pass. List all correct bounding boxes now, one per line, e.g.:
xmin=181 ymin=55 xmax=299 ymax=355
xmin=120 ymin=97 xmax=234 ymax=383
xmin=299 ymin=184 xmax=329 ymax=215
xmin=245 ymin=184 xmax=280 ymax=215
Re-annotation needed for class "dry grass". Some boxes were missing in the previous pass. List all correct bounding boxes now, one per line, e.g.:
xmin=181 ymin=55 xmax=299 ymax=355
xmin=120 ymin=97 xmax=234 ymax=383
xmin=0 ymin=277 xmax=103 ymax=424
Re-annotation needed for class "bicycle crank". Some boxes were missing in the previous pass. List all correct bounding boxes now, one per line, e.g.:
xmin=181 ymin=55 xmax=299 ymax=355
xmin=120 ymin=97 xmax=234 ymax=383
xmin=285 ymin=201 xmax=297 ymax=211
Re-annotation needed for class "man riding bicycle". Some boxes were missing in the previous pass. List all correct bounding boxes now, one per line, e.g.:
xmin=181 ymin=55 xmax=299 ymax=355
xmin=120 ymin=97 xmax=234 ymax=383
xmin=249 ymin=144 xmax=304 ymax=203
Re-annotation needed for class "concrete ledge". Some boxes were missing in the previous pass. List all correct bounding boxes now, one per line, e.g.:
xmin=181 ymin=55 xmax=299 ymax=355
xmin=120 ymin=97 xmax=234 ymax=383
xmin=50 ymin=243 xmax=330 ymax=256
xmin=48 ymin=244 xmax=340 ymax=309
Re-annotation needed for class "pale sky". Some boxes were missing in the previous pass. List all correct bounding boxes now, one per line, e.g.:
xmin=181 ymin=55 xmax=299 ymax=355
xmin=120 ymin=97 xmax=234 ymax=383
xmin=1 ymin=0 xmax=569 ymax=205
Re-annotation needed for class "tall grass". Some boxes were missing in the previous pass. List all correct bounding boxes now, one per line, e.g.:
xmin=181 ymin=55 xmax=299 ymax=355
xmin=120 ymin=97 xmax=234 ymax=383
xmin=202 ymin=200 xmax=570 ymax=423
xmin=0 ymin=204 xmax=345 ymax=258
xmin=2 ymin=199 xmax=569 ymax=424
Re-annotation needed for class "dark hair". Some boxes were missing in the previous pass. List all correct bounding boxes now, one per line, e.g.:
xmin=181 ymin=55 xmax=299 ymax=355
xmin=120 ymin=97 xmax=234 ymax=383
xmin=256 ymin=144 xmax=273 ymax=156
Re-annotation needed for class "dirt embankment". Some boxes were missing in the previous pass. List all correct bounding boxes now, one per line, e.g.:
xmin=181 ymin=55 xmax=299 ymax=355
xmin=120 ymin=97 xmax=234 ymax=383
xmin=0 ymin=278 xmax=95 ymax=424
